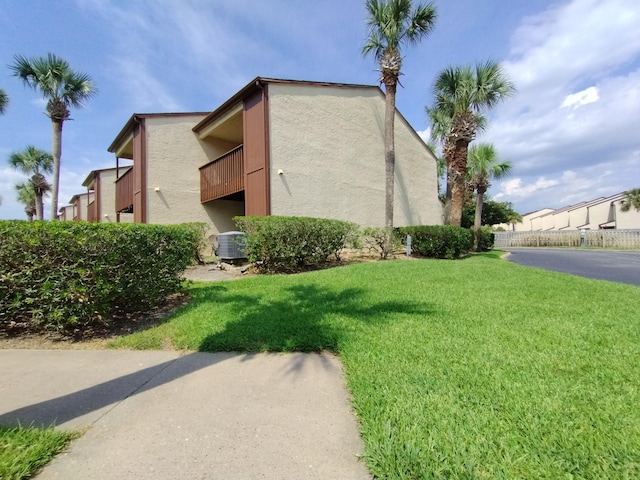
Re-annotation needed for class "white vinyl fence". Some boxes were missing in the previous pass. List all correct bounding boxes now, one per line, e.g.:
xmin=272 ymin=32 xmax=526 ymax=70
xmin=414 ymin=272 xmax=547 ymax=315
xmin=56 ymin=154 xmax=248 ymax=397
xmin=494 ymin=229 xmax=640 ymax=249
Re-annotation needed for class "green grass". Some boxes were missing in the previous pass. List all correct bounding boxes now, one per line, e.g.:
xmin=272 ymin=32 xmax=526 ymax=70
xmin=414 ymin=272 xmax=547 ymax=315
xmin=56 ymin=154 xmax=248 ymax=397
xmin=0 ymin=426 xmax=77 ymax=480
xmin=112 ymin=252 xmax=640 ymax=479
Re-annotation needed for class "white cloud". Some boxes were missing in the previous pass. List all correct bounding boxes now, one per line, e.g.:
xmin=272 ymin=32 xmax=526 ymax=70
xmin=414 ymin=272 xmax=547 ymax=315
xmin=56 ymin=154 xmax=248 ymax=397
xmin=561 ymin=86 xmax=599 ymax=109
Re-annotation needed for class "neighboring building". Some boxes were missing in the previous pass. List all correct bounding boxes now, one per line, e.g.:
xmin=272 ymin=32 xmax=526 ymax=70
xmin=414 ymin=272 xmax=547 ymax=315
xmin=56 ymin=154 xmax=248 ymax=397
xmin=57 ymin=204 xmax=74 ymax=221
xmin=107 ymin=77 xmax=442 ymax=237
xmin=82 ymin=167 xmax=132 ymax=223
xmin=508 ymin=192 xmax=640 ymax=231
xmin=68 ymin=192 xmax=94 ymax=221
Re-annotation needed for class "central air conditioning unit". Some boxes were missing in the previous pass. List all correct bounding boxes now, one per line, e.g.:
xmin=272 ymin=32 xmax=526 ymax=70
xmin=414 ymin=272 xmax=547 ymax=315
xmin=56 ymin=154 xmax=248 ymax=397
xmin=216 ymin=231 xmax=247 ymax=260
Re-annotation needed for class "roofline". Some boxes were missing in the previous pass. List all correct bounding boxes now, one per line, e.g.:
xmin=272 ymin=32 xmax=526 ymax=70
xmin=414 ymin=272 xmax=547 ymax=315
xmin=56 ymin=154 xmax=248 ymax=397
xmin=81 ymin=167 xmax=123 ymax=187
xmin=192 ymin=76 xmax=381 ymax=133
xmin=108 ymin=112 xmax=210 ymax=153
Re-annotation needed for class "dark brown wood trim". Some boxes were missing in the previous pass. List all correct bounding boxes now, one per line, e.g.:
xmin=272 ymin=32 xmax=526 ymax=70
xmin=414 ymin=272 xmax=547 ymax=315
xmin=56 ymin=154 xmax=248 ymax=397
xmin=263 ymin=83 xmax=271 ymax=215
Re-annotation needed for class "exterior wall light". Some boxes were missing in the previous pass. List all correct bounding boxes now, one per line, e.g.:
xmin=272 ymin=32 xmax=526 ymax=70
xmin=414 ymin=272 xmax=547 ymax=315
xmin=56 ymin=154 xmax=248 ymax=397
xmin=154 ymin=187 xmax=161 ymax=192
xmin=277 ymin=169 xmax=284 ymax=175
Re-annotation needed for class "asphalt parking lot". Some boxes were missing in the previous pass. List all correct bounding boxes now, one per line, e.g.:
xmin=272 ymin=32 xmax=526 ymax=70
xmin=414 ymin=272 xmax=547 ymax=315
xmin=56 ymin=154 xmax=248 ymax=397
xmin=504 ymin=248 xmax=640 ymax=286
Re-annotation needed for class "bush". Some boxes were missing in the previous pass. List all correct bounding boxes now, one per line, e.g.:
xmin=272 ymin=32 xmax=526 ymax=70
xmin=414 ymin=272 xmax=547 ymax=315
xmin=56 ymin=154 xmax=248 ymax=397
xmin=396 ymin=225 xmax=473 ymax=259
xmin=234 ymin=216 xmax=358 ymax=272
xmin=362 ymin=226 xmax=401 ymax=259
xmin=0 ymin=221 xmax=203 ymax=331
xmin=474 ymin=226 xmax=495 ymax=252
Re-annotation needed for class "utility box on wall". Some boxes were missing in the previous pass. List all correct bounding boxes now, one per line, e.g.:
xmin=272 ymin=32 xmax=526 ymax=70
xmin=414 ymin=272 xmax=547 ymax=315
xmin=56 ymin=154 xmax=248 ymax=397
xmin=216 ymin=231 xmax=247 ymax=260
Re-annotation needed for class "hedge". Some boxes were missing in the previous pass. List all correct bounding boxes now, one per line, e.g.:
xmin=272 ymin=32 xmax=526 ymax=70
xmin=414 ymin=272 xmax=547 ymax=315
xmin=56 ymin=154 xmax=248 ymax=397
xmin=396 ymin=225 xmax=474 ymax=259
xmin=0 ymin=221 xmax=203 ymax=331
xmin=234 ymin=216 xmax=358 ymax=272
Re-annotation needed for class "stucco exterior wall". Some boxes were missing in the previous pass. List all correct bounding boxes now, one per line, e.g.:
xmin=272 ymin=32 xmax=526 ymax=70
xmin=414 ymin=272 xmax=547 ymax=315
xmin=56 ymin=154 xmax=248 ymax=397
xmin=266 ymin=84 xmax=442 ymax=227
xmin=615 ymin=203 xmax=640 ymax=229
xmin=97 ymin=168 xmax=119 ymax=223
xmin=143 ymin=116 xmax=244 ymax=237
xmin=72 ymin=193 xmax=94 ymax=221
xmin=585 ymin=201 xmax=614 ymax=229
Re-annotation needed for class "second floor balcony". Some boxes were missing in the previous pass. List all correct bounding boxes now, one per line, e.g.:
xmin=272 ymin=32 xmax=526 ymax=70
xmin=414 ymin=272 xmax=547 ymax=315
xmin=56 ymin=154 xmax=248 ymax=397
xmin=200 ymin=145 xmax=244 ymax=203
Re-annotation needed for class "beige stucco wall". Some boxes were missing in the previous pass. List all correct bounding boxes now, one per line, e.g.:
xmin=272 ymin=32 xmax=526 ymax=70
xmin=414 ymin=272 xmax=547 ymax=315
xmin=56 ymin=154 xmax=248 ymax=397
xmin=266 ymin=84 xmax=442 ymax=227
xmin=584 ymin=200 xmax=615 ymax=229
xmin=143 ymin=115 xmax=245 ymax=240
xmin=514 ymin=208 xmax=553 ymax=231
xmin=59 ymin=205 xmax=74 ymax=221
xmin=73 ymin=193 xmax=94 ymax=221
xmin=614 ymin=202 xmax=640 ymax=229
xmin=97 ymin=168 xmax=119 ymax=223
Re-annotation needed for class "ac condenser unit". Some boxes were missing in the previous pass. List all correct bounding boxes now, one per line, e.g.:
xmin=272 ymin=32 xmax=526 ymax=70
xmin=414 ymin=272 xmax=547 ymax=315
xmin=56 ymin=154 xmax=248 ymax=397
xmin=216 ymin=231 xmax=247 ymax=260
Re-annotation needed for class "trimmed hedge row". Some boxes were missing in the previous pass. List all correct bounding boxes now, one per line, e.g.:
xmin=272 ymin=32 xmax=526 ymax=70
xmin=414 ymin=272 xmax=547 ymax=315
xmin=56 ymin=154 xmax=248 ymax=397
xmin=234 ymin=216 xmax=358 ymax=272
xmin=0 ymin=221 xmax=203 ymax=331
xmin=397 ymin=225 xmax=474 ymax=259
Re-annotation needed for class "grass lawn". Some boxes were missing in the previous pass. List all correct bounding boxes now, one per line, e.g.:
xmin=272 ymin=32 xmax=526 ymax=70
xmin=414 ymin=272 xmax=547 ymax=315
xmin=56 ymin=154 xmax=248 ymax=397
xmin=0 ymin=426 xmax=77 ymax=480
xmin=112 ymin=251 xmax=640 ymax=479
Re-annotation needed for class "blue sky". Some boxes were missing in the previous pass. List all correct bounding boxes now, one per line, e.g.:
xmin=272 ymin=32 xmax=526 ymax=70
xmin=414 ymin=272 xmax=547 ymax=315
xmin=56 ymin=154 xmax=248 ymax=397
xmin=1 ymin=0 xmax=639 ymax=220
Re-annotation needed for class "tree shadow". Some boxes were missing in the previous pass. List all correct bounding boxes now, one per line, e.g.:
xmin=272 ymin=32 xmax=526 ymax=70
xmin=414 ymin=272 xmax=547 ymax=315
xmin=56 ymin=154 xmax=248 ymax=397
xmin=196 ymin=282 xmax=435 ymax=353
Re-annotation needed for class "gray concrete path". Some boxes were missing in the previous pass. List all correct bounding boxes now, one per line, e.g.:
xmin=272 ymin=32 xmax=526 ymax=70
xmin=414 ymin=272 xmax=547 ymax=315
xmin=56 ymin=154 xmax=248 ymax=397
xmin=0 ymin=349 xmax=370 ymax=479
xmin=504 ymin=248 xmax=640 ymax=286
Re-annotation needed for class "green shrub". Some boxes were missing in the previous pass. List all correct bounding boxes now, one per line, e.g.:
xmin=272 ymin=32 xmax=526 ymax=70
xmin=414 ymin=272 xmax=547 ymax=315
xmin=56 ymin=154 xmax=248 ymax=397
xmin=397 ymin=225 xmax=473 ymax=259
xmin=0 ymin=221 xmax=203 ymax=331
xmin=234 ymin=216 xmax=358 ymax=272
xmin=475 ymin=226 xmax=495 ymax=251
xmin=361 ymin=226 xmax=401 ymax=259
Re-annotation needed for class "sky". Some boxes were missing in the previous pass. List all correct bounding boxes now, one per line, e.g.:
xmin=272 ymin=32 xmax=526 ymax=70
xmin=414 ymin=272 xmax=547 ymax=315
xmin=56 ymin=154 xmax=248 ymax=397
xmin=1 ymin=0 xmax=639 ymax=220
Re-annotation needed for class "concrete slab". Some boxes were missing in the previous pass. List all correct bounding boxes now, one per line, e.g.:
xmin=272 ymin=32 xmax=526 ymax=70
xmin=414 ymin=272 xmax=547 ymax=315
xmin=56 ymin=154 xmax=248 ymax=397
xmin=0 ymin=350 xmax=370 ymax=479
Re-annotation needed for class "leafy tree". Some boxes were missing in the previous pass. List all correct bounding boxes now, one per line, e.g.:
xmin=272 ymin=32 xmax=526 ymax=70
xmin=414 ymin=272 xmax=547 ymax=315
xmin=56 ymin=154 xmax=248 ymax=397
xmin=0 ymin=88 xmax=8 ymax=114
xmin=466 ymin=143 xmax=512 ymax=249
xmin=8 ymin=146 xmax=53 ymax=220
xmin=429 ymin=61 xmax=515 ymax=226
xmin=621 ymin=188 xmax=640 ymax=212
xmin=461 ymin=199 xmax=520 ymax=229
xmin=15 ymin=182 xmax=37 ymax=221
xmin=10 ymin=53 xmax=96 ymax=220
xmin=363 ymin=0 xmax=436 ymax=231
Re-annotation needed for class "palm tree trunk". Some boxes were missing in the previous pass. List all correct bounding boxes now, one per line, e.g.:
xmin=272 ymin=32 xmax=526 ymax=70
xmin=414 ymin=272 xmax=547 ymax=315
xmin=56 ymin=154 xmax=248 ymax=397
xmin=444 ymin=165 xmax=452 ymax=225
xmin=473 ymin=188 xmax=485 ymax=251
xmin=35 ymin=193 xmax=43 ymax=221
xmin=50 ymin=119 xmax=63 ymax=221
xmin=384 ymin=81 xmax=396 ymax=228
xmin=449 ymin=139 xmax=470 ymax=227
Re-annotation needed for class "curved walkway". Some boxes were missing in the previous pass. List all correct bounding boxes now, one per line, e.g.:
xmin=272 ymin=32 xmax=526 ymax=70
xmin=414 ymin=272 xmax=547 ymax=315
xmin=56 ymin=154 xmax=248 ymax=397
xmin=0 ymin=349 xmax=370 ymax=480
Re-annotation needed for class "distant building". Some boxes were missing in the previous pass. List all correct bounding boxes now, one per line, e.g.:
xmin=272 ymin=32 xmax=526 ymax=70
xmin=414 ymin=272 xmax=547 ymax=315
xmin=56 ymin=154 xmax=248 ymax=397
xmin=505 ymin=192 xmax=639 ymax=231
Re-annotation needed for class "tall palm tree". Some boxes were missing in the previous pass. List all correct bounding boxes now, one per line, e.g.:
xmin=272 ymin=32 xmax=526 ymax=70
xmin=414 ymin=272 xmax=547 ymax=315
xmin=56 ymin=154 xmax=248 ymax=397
xmin=8 ymin=146 xmax=53 ymax=220
xmin=363 ymin=0 xmax=436 ymax=230
xmin=10 ymin=53 xmax=96 ymax=220
xmin=430 ymin=61 xmax=515 ymax=226
xmin=467 ymin=143 xmax=512 ymax=248
xmin=15 ymin=182 xmax=37 ymax=222
xmin=621 ymin=188 xmax=640 ymax=212
xmin=0 ymin=88 xmax=8 ymax=115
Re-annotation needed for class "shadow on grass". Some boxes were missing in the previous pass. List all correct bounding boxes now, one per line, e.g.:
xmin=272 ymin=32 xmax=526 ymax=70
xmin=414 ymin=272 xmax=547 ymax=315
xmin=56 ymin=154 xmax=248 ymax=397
xmin=193 ymin=282 xmax=435 ymax=353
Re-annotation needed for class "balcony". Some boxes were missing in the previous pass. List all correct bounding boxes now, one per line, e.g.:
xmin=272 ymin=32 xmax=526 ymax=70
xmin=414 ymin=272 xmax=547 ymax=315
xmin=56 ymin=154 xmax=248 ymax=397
xmin=200 ymin=145 xmax=244 ymax=203
xmin=116 ymin=167 xmax=134 ymax=213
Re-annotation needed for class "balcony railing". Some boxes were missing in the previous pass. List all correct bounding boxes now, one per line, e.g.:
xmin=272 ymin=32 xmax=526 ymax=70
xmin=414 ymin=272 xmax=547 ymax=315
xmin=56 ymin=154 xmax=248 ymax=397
xmin=115 ymin=167 xmax=134 ymax=213
xmin=200 ymin=145 xmax=244 ymax=203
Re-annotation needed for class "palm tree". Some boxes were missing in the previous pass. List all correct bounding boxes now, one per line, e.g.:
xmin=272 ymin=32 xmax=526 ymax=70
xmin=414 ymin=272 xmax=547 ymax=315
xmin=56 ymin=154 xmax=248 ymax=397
xmin=430 ymin=61 xmax=515 ymax=226
xmin=8 ymin=146 xmax=53 ymax=220
xmin=467 ymin=143 xmax=512 ymax=249
xmin=10 ymin=53 xmax=96 ymax=220
xmin=15 ymin=182 xmax=37 ymax=222
xmin=0 ymin=88 xmax=8 ymax=115
xmin=621 ymin=188 xmax=640 ymax=212
xmin=363 ymin=0 xmax=436 ymax=230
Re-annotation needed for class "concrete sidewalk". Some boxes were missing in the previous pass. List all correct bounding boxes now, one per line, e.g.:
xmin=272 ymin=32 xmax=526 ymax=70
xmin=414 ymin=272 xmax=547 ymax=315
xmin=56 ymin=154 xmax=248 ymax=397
xmin=0 ymin=349 xmax=370 ymax=479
